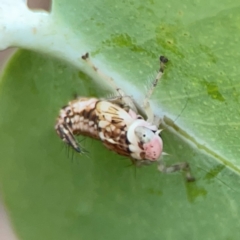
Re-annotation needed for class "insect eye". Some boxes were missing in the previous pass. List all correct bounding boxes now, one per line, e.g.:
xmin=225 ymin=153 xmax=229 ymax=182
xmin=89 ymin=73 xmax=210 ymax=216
xmin=135 ymin=126 xmax=155 ymax=143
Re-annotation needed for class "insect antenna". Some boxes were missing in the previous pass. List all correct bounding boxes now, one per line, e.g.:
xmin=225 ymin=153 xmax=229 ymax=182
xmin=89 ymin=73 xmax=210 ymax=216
xmin=172 ymin=96 xmax=190 ymax=123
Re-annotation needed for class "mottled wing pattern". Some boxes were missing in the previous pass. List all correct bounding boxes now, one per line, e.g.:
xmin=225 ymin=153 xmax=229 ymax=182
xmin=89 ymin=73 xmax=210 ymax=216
xmin=55 ymin=97 xmax=138 ymax=156
xmin=94 ymin=101 xmax=136 ymax=157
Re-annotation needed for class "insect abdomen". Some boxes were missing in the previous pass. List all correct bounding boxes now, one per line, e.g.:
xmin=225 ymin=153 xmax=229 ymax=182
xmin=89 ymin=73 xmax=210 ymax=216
xmin=55 ymin=97 xmax=137 ymax=156
xmin=55 ymin=97 xmax=162 ymax=162
xmin=55 ymin=98 xmax=100 ymax=152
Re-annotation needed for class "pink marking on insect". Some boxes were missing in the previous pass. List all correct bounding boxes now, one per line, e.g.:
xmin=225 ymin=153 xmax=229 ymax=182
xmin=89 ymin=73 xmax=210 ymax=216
xmin=143 ymin=135 xmax=163 ymax=160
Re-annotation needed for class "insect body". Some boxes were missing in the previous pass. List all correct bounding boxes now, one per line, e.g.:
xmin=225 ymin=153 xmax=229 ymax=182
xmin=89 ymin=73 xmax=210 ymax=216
xmin=55 ymin=97 xmax=162 ymax=164
xmin=55 ymin=54 xmax=194 ymax=181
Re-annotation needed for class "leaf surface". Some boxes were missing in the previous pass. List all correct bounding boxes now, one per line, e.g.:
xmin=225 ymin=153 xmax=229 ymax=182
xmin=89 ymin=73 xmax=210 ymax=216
xmin=1 ymin=0 xmax=240 ymax=239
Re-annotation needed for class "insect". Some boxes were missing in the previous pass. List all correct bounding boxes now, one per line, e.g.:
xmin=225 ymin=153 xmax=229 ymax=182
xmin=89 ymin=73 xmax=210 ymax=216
xmin=55 ymin=53 xmax=195 ymax=181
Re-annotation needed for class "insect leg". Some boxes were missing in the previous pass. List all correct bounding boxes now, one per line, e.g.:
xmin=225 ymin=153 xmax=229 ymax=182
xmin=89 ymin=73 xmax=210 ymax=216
xmin=81 ymin=53 xmax=137 ymax=111
xmin=157 ymin=159 xmax=195 ymax=182
xmin=143 ymin=56 xmax=168 ymax=124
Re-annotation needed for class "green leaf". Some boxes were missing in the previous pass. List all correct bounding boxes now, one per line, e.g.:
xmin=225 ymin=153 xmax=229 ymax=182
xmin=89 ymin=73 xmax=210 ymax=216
xmin=1 ymin=0 xmax=240 ymax=240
